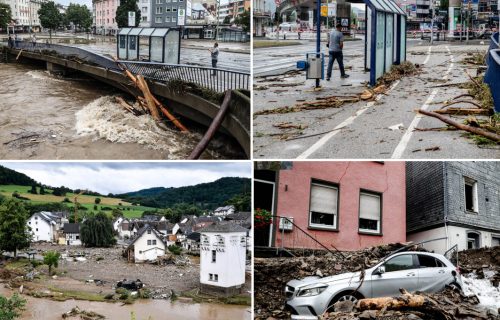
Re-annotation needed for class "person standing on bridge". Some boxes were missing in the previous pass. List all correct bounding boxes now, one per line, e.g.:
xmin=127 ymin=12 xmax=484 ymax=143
xmin=208 ymin=42 xmax=219 ymax=76
xmin=326 ymin=23 xmax=349 ymax=81
xmin=31 ymin=34 xmax=37 ymax=48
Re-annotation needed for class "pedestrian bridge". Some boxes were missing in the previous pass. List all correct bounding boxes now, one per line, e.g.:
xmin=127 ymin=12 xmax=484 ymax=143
xmin=1 ymin=42 xmax=250 ymax=158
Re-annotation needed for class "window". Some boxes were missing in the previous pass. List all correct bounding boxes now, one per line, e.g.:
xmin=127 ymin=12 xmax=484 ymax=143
xmin=142 ymin=16 xmax=147 ymax=21
xmin=152 ymin=240 xmax=157 ymax=245
xmin=172 ymin=8 xmax=177 ymax=12
xmin=147 ymin=240 xmax=152 ymax=245
xmin=214 ymin=274 xmax=218 ymax=282
xmin=165 ymin=16 xmax=171 ymax=22
xmin=359 ymin=192 xmax=381 ymax=234
xmin=142 ymin=7 xmax=147 ymax=13
xmin=492 ymin=236 xmax=500 ymax=247
xmin=211 ymin=250 xmax=216 ymax=263
xmin=384 ymin=254 xmax=415 ymax=272
xmin=36 ymin=228 xmax=38 ymax=231
xmin=172 ymin=17 xmax=176 ymax=22
xmin=76 ymin=236 xmax=80 ymax=240
xmin=166 ymin=6 xmax=171 ymax=11
xmin=464 ymin=177 xmax=478 ymax=213
xmin=156 ymin=7 xmax=163 ymax=14
xmin=155 ymin=16 xmax=162 ymax=23
xmin=418 ymin=255 xmax=444 ymax=268
xmin=467 ymin=232 xmax=480 ymax=249
xmin=309 ymin=182 xmax=338 ymax=229
xmin=129 ymin=37 xmax=136 ymax=50
xmin=156 ymin=0 xmax=162 ymax=3
xmin=209 ymin=273 xmax=213 ymax=281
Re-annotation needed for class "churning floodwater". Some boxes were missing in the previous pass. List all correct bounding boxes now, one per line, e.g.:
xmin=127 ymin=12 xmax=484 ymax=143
xmin=463 ymin=271 xmax=500 ymax=312
xmin=0 ymin=62 xmax=242 ymax=159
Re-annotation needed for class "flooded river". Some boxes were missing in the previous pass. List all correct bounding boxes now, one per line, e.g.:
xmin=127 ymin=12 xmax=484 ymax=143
xmin=0 ymin=287 xmax=250 ymax=319
xmin=0 ymin=62 xmax=243 ymax=159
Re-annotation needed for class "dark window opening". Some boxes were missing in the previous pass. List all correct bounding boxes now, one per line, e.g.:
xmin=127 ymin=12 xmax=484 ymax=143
xmin=310 ymin=212 xmax=334 ymax=225
xmin=465 ymin=184 xmax=474 ymax=211
xmin=211 ymin=250 xmax=216 ymax=263
xmin=359 ymin=218 xmax=378 ymax=231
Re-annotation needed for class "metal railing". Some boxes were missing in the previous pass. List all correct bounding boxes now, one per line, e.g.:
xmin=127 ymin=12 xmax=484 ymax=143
xmin=445 ymin=244 xmax=459 ymax=267
xmin=6 ymin=41 xmax=249 ymax=93
xmin=120 ymin=61 xmax=250 ymax=93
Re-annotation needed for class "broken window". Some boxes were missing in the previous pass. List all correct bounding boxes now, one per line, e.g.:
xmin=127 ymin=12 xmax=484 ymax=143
xmin=359 ymin=192 xmax=381 ymax=234
xmin=309 ymin=182 xmax=338 ymax=229
xmin=467 ymin=232 xmax=480 ymax=249
xmin=464 ymin=177 xmax=478 ymax=212
xmin=212 ymin=250 xmax=216 ymax=263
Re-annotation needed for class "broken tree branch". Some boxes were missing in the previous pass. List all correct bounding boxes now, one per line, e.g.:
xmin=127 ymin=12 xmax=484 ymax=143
xmin=418 ymin=109 xmax=500 ymax=142
xmin=441 ymin=99 xmax=483 ymax=109
xmin=435 ymin=108 xmax=491 ymax=116
xmin=188 ymin=90 xmax=232 ymax=159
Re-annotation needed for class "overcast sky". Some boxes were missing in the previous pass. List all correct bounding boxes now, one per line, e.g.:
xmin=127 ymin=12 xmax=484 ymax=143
xmin=1 ymin=162 xmax=251 ymax=195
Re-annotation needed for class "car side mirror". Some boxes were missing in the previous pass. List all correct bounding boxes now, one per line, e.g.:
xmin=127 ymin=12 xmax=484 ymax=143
xmin=374 ymin=266 xmax=385 ymax=275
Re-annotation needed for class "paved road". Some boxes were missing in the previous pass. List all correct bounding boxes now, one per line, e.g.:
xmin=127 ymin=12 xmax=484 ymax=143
xmin=253 ymin=42 xmax=500 ymax=159
xmin=253 ymin=37 xmax=422 ymax=77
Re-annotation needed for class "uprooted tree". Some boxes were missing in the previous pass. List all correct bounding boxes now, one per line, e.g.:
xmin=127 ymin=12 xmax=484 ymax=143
xmin=80 ymin=212 xmax=116 ymax=247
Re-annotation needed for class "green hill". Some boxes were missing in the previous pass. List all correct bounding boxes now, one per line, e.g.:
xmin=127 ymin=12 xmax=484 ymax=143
xmin=119 ymin=177 xmax=250 ymax=210
xmin=0 ymin=165 xmax=37 ymax=186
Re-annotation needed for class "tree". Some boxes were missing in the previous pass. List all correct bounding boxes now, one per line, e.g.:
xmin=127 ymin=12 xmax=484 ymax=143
xmin=39 ymin=185 xmax=46 ymax=195
xmin=80 ymin=212 xmax=116 ymax=247
xmin=65 ymin=3 xmax=92 ymax=31
xmin=111 ymin=208 xmax=123 ymax=218
xmin=43 ymin=251 xmax=60 ymax=275
xmin=0 ymin=199 xmax=31 ymax=257
xmin=0 ymin=293 xmax=26 ymax=320
xmin=0 ymin=3 xmax=12 ymax=30
xmin=225 ymin=192 xmax=250 ymax=211
xmin=30 ymin=184 xmax=38 ymax=195
xmin=38 ymin=1 xmax=63 ymax=42
xmin=94 ymin=197 xmax=101 ymax=204
xmin=234 ymin=10 xmax=250 ymax=32
xmin=223 ymin=15 xmax=232 ymax=24
xmin=115 ymin=0 xmax=140 ymax=28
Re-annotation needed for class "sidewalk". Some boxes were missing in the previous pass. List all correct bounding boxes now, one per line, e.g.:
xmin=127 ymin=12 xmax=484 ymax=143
xmin=253 ymin=42 xmax=499 ymax=159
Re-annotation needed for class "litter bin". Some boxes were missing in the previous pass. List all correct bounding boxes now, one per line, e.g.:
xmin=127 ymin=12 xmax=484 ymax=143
xmin=484 ymin=48 xmax=500 ymax=113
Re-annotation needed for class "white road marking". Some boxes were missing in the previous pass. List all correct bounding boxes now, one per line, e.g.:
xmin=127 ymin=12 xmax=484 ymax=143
xmin=296 ymin=80 xmax=401 ymax=159
xmin=423 ymin=46 xmax=432 ymax=65
xmin=391 ymin=46 xmax=454 ymax=159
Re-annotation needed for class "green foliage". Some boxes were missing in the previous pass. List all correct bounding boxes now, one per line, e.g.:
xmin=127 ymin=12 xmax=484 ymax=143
xmin=31 ymin=260 xmax=43 ymax=268
xmin=0 ymin=293 xmax=26 ymax=320
xmin=65 ymin=3 xmax=92 ymax=31
xmin=223 ymin=15 xmax=232 ymax=24
xmin=111 ymin=208 xmax=123 ymax=218
xmin=115 ymin=0 xmax=141 ymax=28
xmin=24 ymin=202 xmax=70 ymax=215
xmin=0 ymin=199 xmax=31 ymax=256
xmin=38 ymin=1 xmax=63 ymax=38
xmin=0 ymin=166 xmax=37 ymax=186
xmin=119 ymin=177 xmax=250 ymax=211
xmin=62 ymin=197 xmax=71 ymax=203
xmin=168 ymin=245 xmax=182 ymax=255
xmin=94 ymin=197 xmax=101 ymax=204
xmin=39 ymin=185 xmax=46 ymax=195
xmin=29 ymin=185 xmax=38 ymax=195
xmin=225 ymin=192 xmax=250 ymax=211
xmin=234 ymin=10 xmax=250 ymax=32
xmin=0 ymin=4 xmax=12 ymax=30
xmin=52 ymin=186 xmax=72 ymax=196
xmin=80 ymin=212 xmax=116 ymax=247
xmin=43 ymin=251 xmax=60 ymax=275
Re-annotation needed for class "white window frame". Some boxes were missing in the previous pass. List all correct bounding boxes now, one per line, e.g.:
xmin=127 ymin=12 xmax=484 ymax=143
xmin=155 ymin=16 xmax=162 ymax=23
xmin=308 ymin=182 xmax=338 ymax=230
xmin=358 ymin=191 xmax=382 ymax=234
xmin=156 ymin=7 xmax=163 ymax=14
xmin=464 ymin=177 xmax=478 ymax=213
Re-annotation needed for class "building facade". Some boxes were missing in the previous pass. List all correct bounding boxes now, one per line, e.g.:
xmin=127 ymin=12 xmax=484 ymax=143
xmin=92 ymin=0 xmax=119 ymax=35
xmin=254 ymin=161 xmax=407 ymax=251
xmin=151 ymin=0 xmax=187 ymax=27
xmin=199 ymin=223 xmax=247 ymax=295
xmin=1 ymin=0 xmax=46 ymax=32
xmin=125 ymin=224 xmax=166 ymax=262
xmin=63 ymin=223 xmax=81 ymax=246
xmin=138 ymin=0 xmax=151 ymax=26
xmin=253 ymin=0 xmax=271 ymax=36
xmin=27 ymin=211 xmax=59 ymax=242
xmin=406 ymin=162 xmax=500 ymax=254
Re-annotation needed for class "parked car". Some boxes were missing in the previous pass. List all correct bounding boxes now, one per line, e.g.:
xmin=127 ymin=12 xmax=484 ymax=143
xmin=285 ymin=251 xmax=462 ymax=318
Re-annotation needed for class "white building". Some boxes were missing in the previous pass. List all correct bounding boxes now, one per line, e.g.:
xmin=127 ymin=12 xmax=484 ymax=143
xmin=117 ymin=218 xmax=132 ymax=239
xmin=138 ymin=0 xmax=150 ymax=27
xmin=213 ymin=205 xmax=235 ymax=216
xmin=199 ymin=223 xmax=247 ymax=295
xmin=27 ymin=211 xmax=58 ymax=242
xmin=1 ymin=0 xmax=46 ymax=32
xmin=113 ymin=216 xmax=124 ymax=232
xmin=125 ymin=224 xmax=166 ymax=263
xmin=63 ymin=223 xmax=82 ymax=246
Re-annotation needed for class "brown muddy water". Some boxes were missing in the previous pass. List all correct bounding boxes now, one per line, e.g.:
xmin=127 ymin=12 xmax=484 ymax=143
xmin=0 ymin=62 xmax=243 ymax=159
xmin=0 ymin=286 xmax=251 ymax=319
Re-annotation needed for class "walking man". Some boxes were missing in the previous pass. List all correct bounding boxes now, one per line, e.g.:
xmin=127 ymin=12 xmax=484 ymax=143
xmin=32 ymin=34 xmax=37 ymax=48
xmin=208 ymin=42 xmax=219 ymax=76
xmin=326 ymin=23 xmax=349 ymax=81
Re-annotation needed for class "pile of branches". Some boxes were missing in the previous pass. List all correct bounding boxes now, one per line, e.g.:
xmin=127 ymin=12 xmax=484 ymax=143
xmin=62 ymin=307 xmax=105 ymax=320
xmin=377 ymin=61 xmax=420 ymax=86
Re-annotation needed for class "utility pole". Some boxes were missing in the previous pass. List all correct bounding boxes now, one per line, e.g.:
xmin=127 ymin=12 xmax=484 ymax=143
xmin=430 ymin=0 xmax=435 ymax=44
xmin=215 ymin=0 xmax=220 ymax=40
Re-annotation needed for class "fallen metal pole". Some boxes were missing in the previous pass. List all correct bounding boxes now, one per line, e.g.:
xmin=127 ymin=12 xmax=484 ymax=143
xmin=188 ymin=90 xmax=232 ymax=159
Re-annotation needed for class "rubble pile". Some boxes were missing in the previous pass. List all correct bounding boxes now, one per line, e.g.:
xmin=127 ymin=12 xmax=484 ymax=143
xmin=62 ymin=306 xmax=105 ymax=320
xmin=255 ymin=243 xmax=425 ymax=319
xmin=459 ymin=246 xmax=500 ymax=290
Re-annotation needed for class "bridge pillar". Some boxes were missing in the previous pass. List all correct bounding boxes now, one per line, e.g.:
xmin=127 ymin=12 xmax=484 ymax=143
xmin=46 ymin=62 xmax=67 ymax=76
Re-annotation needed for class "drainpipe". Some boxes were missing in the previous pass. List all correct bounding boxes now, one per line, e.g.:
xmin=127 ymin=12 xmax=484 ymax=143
xmin=443 ymin=162 xmax=450 ymax=251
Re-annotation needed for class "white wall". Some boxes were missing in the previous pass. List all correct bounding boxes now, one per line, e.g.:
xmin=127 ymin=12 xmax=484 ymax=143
xmin=27 ymin=216 xmax=53 ymax=242
xmin=408 ymin=225 xmax=499 ymax=254
xmin=200 ymin=231 xmax=246 ymax=288
xmin=134 ymin=231 xmax=165 ymax=262
xmin=65 ymin=233 xmax=82 ymax=246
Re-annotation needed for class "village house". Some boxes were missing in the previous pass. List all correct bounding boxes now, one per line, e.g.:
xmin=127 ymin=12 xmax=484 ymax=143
xmin=117 ymin=218 xmax=132 ymax=239
xmin=406 ymin=162 xmax=500 ymax=254
xmin=27 ymin=212 xmax=62 ymax=242
xmin=199 ymin=223 xmax=247 ymax=295
xmin=254 ymin=161 xmax=407 ymax=252
xmin=183 ymin=232 xmax=201 ymax=253
xmin=113 ymin=216 xmax=124 ymax=232
xmin=125 ymin=224 xmax=166 ymax=263
xmin=213 ymin=205 xmax=236 ymax=216
xmin=63 ymin=223 xmax=82 ymax=246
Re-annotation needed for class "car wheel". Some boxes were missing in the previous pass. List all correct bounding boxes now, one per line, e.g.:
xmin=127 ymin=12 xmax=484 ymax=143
xmin=337 ymin=294 xmax=359 ymax=304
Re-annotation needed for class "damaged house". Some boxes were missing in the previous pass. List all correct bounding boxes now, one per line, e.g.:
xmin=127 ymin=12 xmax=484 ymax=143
xmin=62 ymin=223 xmax=81 ymax=246
xmin=199 ymin=223 xmax=248 ymax=296
xmin=406 ymin=162 xmax=500 ymax=254
xmin=125 ymin=224 xmax=166 ymax=263
xmin=254 ymin=161 xmax=407 ymax=252
xmin=27 ymin=211 xmax=67 ymax=242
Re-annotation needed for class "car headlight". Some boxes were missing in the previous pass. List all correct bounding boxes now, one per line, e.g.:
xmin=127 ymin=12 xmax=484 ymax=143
xmin=297 ymin=285 xmax=328 ymax=297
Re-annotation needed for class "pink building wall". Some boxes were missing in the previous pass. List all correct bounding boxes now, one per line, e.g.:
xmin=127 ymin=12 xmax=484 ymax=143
xmin=274 ymin=161 xmax=406 ymax=251
xmin=94 ymin=0 xmax=120 ymax=34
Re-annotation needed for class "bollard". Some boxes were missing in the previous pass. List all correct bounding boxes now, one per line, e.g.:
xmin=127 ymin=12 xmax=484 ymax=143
xmin=484 ymin=48 xmax=500 ymax=113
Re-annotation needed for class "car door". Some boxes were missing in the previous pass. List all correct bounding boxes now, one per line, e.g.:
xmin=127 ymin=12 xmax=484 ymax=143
xmin=370 ymin=254 xmax=419 ymax=298
xmin=417 ymin=254 xmax=453 ymax=293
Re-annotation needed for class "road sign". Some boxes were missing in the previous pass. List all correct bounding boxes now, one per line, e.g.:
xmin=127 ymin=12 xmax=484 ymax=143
xmin=321 ymin=5 xmax=328 ymax=17
xmin=128 ymin=11 xmax=135 ymax=27
xmin=178 ymin=8 xmax=186 ymax=26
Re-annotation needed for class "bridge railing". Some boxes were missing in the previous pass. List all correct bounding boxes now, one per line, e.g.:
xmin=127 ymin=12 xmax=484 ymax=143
xmin=119 ymin=61 xmax=250 ymax=93
xmin=9 ymin=41 xmax=250 ymax=93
